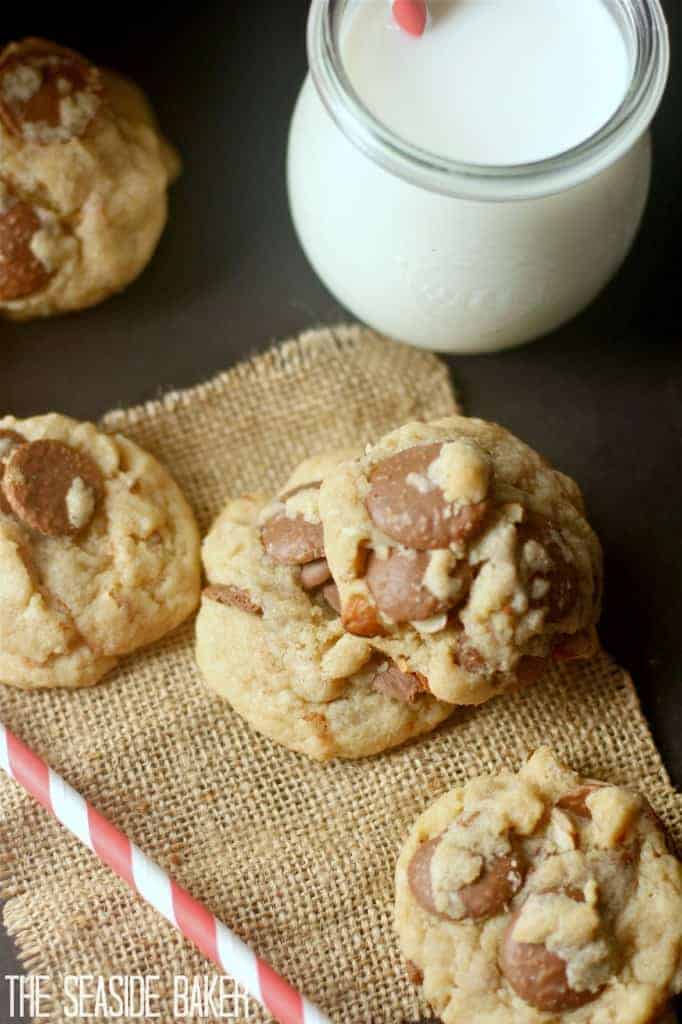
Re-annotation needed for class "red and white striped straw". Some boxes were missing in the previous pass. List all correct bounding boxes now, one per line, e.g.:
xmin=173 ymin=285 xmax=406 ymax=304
xmin=391 ymin=0 xmax=430 ymax=37
xmin=0 ymin=722 xmax=331 ymax=1024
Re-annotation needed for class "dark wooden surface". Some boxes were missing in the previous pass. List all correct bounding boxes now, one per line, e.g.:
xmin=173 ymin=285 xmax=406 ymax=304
xmin=1 ymin=2 xmax=681 ymax=1020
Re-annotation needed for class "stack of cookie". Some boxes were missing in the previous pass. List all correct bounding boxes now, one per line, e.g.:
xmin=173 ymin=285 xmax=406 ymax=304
xmin=194 ymin=416 xmax=682 ymax=1021
xmin=195 ymin=415 xmax=603 ymax=760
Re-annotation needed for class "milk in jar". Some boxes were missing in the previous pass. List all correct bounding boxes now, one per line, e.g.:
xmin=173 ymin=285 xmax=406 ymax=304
xmin=287 ymin=0 xmax=669 ymax=353
xmin=342 ymin=0 xmax=629 ymax=165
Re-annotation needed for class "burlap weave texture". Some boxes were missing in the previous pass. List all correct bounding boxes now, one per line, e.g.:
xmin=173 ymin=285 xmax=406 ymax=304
xmin=0 ymin=325 xmax=680 ymax=1024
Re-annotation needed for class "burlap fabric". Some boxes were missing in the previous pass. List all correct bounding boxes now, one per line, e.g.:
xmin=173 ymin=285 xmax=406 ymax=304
xmin=0 ymin=325 xmax=680 ymax=1024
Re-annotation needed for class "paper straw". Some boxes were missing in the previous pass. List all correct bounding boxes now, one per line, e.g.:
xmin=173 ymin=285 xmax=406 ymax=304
xmin=391 ymin=0 xmax=430 ymax=36
xmin=0 ymin=721 xmax=331 ymax=1024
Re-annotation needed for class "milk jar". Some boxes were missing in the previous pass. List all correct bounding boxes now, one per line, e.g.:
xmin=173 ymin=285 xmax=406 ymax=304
xmin=287 ymin=0 xmax=669 ymax=353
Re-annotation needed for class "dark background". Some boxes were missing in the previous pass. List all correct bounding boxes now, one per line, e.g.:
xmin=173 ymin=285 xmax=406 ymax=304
xmin=1 ymin=2 xmax=681 ymax=1021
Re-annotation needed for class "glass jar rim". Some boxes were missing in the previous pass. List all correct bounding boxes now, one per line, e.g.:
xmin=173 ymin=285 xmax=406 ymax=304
xmin=307 ymin=0 xmax=670 ymax=201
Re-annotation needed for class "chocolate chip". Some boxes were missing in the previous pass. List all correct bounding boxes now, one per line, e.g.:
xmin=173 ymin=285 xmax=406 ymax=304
xmin=300 ymin=557 xmax=332 ymax=590
xmin=322 ymin=582 xmax=341 ymax=614
xmin=556 ymin=784 xmax=605 ymax=820
xmin=2 ymin=439 xmax=103 ymax=537
xmin=366 ymin=548 xmax=466 ymax=622
xmin=405 ymin=960 xmax=423 ymax=986
xmin=341 ymin=593 xmax=386 ymax=637
xmin=366 ymin=443 xmax=490 ymax=550
xmin=203 ymin=584 xmax=262 ymax=616
xmin=0 ymin=429 xmax=25 ymax=515
xmin=371 ymin=663 xmax=428 ymax=703
xmin=408 ymin=834 xmax=525 ymax=921
xmin=0 ymin=39 xmax=102 ymax=143
xmin=517 ymin=516 xmax=579 ymax=623
xmin=500 ymin=906 xmax=600 ymax=1012
xmin=261 ymin=482 xmax=325 ymax=566
xmin=458 ymin=848 xmax=525 ymax=919
xmin=408 ymin=837 xmax=442 ymax=915
xmin=262 ymin=514 xmax=324 ymax=565
xmin=454 ymin=640 xmax=487 ymax=675
xmin=515 ymin=654 xmax=550 ymax=687
xmin=455 ymin=638 xmax=549 ymax=690
xmin=0 ymin=194 xmax=52 ymax=301
xmin=552 ymin=628 xmax=597 ymax=662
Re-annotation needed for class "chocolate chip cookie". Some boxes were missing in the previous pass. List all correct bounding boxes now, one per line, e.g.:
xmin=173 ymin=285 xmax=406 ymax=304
xmin=319 ymin=417 xmax=602 ymax=705
xmin=396 ymin=748 xmax=682 ymax=1024
xmin=195 ymin=451 xmax=455 ymax=760
xmin=0 ymin=414 xmax=201 ymax=688
xmin=0 ymin=38 xmax=179 ymax=319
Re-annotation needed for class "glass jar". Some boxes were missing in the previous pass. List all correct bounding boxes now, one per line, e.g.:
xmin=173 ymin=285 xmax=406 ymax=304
xmin=287 ymin=0 xmax=669 ymax=354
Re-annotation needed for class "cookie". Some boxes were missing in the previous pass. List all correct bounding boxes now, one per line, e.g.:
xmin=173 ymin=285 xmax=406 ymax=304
xmin=0 ymin=414 xmax=201 ymax=689
xmin=195 ymin=451 xmax=455 ymax=760
xmin=319 ymin=417 xmax=602 ymax=705
xmin=0 ymin=38 xmax=180 ymax=319
xmin=395 ymin=748 xmax=682 ymax=1024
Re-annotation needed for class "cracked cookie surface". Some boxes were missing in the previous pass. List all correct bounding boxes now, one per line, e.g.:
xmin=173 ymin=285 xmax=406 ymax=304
xmin=0 ymin=38 xmax=179 ymax=320
xmin=319 ymin=417 xmax=603 ymax=706
xmin=396 ymin=748 xmax=682 ymax=1024
xmin=0 ymin=413 xmax=201 ymax=689
xmin=195 ymin=451 xmax=455 ymax=761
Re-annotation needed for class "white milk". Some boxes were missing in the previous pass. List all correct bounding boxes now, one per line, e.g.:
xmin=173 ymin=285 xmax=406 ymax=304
xmin=342 ymin=0 xmax=630 ymax=165
xmin=287 ymin=0 xmax=669 ymax=353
